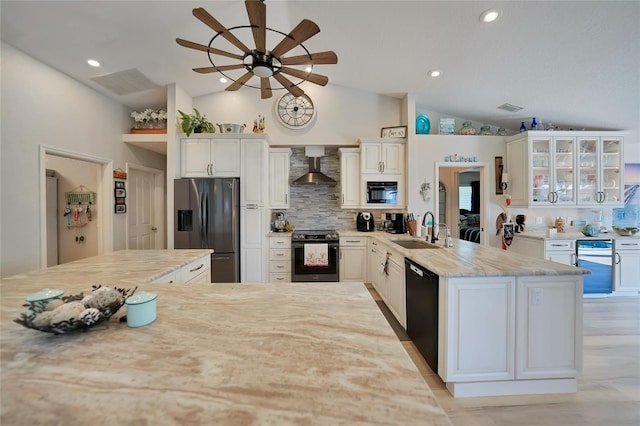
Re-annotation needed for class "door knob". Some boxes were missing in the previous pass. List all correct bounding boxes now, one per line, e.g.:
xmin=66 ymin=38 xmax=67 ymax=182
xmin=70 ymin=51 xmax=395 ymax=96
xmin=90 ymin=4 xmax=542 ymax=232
xmin=152 ymin=227 xmax=157 ymax=231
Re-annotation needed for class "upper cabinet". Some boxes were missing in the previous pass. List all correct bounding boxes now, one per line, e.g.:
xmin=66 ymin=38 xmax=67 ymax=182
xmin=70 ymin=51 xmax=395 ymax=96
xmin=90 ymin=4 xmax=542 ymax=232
xmin=181 ymin=136 xmax=240 ymax=177
xmin=241 ymin=138 xmax=268 ymax=206
xmin=339 ymin=148 xmax=360 ymax=209
xmin=269 ymin=148 xmax=291 ymax=209
xmin=505 ymin=131 xmax=624 ymax=208
xmin=359 ymin=138 xmax=405 ymax=175
xmin=576 ymin=136 xmax=624 ymax=205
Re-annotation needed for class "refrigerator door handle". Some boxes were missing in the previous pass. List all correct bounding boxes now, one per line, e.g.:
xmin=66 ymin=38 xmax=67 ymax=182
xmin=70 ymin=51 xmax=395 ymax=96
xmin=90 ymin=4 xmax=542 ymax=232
xmin=204 ymin=192 xmax=210 ymax=247
xmin=199 ymin=192 xmax=206 ymax=247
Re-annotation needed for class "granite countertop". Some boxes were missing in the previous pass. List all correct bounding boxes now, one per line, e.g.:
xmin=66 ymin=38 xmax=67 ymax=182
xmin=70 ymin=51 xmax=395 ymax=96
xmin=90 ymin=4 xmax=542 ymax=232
xmin=0 ymin=249 xmax=213 ymax=286
xmin=339 ymin=230 xmax=587 ymax=278
xmin=1 ymin=270 xmax=451 ymax=424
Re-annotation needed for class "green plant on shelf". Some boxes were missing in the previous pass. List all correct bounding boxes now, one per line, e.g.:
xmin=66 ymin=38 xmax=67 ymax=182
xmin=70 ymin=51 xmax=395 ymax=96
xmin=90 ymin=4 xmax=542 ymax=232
xmin=177 ymin=108 xmax=216 ymax=136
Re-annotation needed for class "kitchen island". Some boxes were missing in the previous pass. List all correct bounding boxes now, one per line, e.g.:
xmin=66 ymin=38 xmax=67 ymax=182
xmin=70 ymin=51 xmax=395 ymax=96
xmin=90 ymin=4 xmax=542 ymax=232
xmin=0 ymin=251 xmax=452 ymax=425
xmin=341 ymin=231 xmax=588 ymax=397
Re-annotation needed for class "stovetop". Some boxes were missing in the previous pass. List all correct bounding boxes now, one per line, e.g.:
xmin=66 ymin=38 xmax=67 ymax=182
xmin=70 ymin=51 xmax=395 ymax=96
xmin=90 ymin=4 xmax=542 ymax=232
xmin=291 ymin=230 xmax=340 ymax=242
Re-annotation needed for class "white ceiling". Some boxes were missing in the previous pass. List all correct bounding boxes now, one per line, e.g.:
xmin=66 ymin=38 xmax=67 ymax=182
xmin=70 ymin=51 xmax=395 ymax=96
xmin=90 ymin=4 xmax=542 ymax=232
xmin=2 ymin=1 xmax=639 ymax=141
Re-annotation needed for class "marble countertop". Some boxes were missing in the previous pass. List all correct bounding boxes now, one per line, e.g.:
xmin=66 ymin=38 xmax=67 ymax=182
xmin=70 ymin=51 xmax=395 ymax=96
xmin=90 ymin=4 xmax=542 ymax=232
xmin=1 ymin=249 xmax=213 ymax=286
xmin=514 ymin=230 xmax=637 ymax=241
xmin=339 ymin=230 xmax=588 ymax=277
xmin=1 ymin=273 xmax=451 ymax=424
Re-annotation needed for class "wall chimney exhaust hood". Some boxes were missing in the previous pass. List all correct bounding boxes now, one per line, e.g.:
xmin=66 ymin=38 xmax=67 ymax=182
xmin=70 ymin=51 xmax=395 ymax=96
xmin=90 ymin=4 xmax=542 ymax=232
xmin=291 ymin=146 xmax=337 ymax=186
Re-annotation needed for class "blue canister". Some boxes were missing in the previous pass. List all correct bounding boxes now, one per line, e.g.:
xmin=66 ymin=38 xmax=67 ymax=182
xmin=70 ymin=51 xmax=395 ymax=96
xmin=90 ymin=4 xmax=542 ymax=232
xmin=125 ymin=291 xmax=157 ymax=327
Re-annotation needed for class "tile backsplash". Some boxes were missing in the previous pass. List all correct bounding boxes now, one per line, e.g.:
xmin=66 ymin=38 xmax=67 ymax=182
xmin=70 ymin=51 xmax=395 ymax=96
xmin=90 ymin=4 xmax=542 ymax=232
xmin=272 ymin=147 xmax=403 ymax=231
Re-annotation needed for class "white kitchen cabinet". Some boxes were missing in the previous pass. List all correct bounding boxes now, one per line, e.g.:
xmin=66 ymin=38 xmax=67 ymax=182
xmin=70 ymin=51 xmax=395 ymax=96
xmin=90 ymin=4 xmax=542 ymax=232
xmin=149 ymin=253 xmax=211 ymax=284
xmin=441 ymin=276 xmax=516 ymax=383
xmin=338 ymin=148 xmax=360 ymax=208
xmin=516 ymin=275 xmax=583 ymax=380
xmin=576 ymin=136 xmax=624 ymax=205
xmin=269 ymin=235 xmax=291 ymax=282
xmin=339 ymin=236 xmax=368 ymax=282
xmin=505 ymin=131 xmax=625 ymax=208
xmin=268 ymin=148 xmax=291 ymax=209
xmin=544 ymin=239 xmax=576 ymax=266
xmin=149 ymin=270 xmax=177 ymax=284
xmin=510 ymin=236 xmax=575 ymax=266
xmin=181 ymin=137 xmax=240 ymax=177
xmin=614 ymin=238 xmax=640 ymax=293
xmin=241 ymin=139 xmax=268 ymax=206
xmin=359 ymin=138 xmax=405 ymax=175
xmin=241 ymin=206 xmax=268 ymax=282
xmin=367 ymin=238 xmax=405 ymax=327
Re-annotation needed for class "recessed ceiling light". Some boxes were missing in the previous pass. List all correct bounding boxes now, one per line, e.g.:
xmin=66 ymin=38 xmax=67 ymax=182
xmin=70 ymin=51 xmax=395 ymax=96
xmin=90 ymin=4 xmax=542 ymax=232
xmin=305 ymin=66 xmax=313 ymax=73
xmin=480 ymin=8 xmax=502 ymax=23
xmin=87 ymin=59 xmax=101 ymax=67
xmin=428 ymin=70 xmax=441 ymax=78
xmin=219 ymin=77 xmax=228 ymax=84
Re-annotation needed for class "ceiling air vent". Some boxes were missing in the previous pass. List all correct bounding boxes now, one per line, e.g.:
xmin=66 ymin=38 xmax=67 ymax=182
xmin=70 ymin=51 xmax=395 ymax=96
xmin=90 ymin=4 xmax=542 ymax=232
xmin=497 ymin=103 xmax=523 ymax=113
xmin=90 ymin=68 xmax=160 ymax=96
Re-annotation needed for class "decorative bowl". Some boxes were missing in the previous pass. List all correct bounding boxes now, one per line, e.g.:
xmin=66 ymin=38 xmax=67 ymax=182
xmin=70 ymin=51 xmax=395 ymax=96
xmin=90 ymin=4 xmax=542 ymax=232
xmin=14 ymin=285 xmax=137 ymax=335
xmin=217 ymin=123 xmax=245 ymax=133
xmin=612 ymin=226 xmax=639 ymax=236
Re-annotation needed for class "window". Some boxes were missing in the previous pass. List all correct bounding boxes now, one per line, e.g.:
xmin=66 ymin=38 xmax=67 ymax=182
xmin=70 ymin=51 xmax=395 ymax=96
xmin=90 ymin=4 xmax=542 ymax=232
xmin=459 ymin=185 xmax=472 ymax=211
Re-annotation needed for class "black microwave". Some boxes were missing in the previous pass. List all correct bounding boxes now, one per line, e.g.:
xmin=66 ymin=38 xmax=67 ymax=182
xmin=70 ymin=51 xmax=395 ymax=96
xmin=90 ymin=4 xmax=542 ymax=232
xmin=366 ymin=181 xmax=398 ymax=204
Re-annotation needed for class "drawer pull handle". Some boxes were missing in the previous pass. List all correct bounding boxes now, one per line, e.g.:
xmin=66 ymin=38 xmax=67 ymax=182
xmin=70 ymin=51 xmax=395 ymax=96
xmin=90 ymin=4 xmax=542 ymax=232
xmin=189 ymin=263 xmax=204 ymax=272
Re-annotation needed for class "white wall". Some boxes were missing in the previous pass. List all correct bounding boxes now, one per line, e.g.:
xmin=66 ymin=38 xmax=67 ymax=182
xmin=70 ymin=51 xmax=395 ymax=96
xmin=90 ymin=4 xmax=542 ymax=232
xmin=192 ymin=83 xmax=402 ymax=146
xmin=1 ymin=43 xmax=166 ymax=277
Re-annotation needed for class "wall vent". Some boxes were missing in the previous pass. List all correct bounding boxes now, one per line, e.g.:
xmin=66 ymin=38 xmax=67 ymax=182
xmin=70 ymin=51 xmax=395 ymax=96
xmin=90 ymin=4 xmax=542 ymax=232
xmin=90 ymin=68 xmax=159 ymax=96
xmin=497 ymin=103 xmax=523 ymax=113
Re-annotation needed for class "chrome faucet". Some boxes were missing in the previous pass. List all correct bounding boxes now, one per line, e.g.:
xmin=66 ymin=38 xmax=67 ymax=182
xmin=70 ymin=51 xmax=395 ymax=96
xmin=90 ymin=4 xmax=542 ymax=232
xmin=423 ymin=211 xmax=438 ymax=243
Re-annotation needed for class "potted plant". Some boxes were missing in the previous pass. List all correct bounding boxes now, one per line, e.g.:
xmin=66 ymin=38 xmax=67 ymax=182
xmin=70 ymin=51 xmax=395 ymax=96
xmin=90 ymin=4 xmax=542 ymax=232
xmin=177 ymin=108 xmax=216 ymax=136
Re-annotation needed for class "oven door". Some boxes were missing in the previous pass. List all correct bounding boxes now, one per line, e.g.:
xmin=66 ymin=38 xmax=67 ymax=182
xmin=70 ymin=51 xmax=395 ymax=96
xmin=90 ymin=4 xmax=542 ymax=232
xmin=291 ymin=242 xmax=339 ymax=282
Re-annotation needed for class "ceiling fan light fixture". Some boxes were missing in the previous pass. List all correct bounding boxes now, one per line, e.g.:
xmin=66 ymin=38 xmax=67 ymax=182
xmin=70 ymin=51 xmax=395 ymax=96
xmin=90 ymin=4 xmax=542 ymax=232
xmin=480 ymin=8 xmax=502 ymax=23
xmin=253 ymin=64 xmax=273 ymax=78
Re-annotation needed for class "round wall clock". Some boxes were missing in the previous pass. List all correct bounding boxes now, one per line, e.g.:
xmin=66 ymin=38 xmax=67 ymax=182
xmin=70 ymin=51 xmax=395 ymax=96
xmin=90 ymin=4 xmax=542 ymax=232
xmin=275 ymin=93 xmax=316 ymax=129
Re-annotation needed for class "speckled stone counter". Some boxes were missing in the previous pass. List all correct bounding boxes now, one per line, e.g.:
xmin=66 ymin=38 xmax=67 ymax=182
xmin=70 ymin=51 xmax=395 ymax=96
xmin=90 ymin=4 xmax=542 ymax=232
xmin=0 ymin=254 xmax=452 ymax=425
xmin=339 ymin=230 xmax=588 ymax=277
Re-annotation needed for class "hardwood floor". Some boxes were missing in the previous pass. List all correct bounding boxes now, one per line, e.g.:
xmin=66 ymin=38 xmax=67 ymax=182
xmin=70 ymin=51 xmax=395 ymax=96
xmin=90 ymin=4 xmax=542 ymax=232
xmin=369 ymin=286 xmax=640 ymax=425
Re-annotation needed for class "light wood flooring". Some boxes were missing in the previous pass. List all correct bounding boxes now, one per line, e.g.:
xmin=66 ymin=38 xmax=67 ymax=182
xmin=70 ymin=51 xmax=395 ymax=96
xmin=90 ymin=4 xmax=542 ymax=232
xmin=368 ymin=287 xmax=640 ymax=425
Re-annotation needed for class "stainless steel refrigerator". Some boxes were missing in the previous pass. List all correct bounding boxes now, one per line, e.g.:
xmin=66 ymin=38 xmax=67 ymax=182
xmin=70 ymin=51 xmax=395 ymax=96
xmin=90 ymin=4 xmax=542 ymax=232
xmin=174 ymin=178 xmax=240 ymax=283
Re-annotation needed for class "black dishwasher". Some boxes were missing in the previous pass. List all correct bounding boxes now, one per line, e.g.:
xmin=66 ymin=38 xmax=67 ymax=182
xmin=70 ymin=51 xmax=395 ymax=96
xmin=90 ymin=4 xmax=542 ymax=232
xmin=405 ymin=257 xmax=439 ymax=373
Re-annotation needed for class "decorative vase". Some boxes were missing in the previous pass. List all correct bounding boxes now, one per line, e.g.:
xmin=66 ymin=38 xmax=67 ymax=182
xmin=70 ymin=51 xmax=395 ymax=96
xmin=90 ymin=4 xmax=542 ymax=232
xmin=479 ymin=125 xmax=492 ymax=135
xmin=496 ymin=127 xmax=508 ymax=136
xmin=459 ymin=121 xmax=477 ymax=135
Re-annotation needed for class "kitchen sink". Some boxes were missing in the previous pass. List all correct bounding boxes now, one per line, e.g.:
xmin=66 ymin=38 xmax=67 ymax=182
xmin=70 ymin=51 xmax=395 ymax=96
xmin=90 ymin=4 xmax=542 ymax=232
xmin=390 ymin=239 xmax=442 ymax=249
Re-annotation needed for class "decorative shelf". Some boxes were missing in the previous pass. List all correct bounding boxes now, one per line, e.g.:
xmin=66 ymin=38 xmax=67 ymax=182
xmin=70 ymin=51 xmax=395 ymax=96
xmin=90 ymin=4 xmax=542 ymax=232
xmin=122 ymin=133 xmax=167 ymax=155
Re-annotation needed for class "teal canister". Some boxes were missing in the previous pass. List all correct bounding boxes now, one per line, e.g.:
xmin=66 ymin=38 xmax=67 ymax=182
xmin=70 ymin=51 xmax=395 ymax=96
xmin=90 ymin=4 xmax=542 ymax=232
xmin=125 ymin=291 xmax=157 ymax=327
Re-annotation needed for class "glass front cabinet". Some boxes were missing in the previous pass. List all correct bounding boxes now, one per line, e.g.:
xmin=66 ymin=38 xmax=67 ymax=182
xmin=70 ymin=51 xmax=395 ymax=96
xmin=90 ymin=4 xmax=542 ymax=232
xmin=576 ymin=136 xmax=624 ymax=205
xmin=506 ymin=131 xmax=624 ymax=208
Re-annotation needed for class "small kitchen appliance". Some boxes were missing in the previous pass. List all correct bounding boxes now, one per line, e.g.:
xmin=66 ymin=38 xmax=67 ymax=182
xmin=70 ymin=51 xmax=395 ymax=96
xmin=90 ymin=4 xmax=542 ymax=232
xmin=385 ymin=213 xmax=407 ymax=234
xmin=356 ymin=212 xmax=374 ymax=232
xmin=273 ymin=211 xmax=287 ymax=232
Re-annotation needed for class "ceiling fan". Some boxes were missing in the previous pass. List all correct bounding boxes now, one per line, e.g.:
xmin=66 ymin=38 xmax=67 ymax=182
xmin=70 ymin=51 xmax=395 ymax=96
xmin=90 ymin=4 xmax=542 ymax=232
xmin=176 ymin=0 xmax=338 ymax=99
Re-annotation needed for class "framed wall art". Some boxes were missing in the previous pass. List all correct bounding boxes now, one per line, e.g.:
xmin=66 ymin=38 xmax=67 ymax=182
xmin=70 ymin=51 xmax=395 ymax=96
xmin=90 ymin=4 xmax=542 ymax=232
xmin=381 ymin=126 xmax=407 ymax=138
xmin=115 ymin=204 xmax=127 ymax=214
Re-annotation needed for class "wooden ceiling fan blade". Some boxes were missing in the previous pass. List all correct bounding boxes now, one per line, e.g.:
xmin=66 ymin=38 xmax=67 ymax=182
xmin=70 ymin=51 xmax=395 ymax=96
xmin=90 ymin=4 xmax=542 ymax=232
xmin=226 ymin=72 xmax=254 ymax=91
xmin=273 ymin=73 xmax=305 ymax=98
xmin=280 ymin=67 xmax=329 ymax=86
xmin=193 ymin=7 xmax=251 ymax=54
xmin=176 ymin=38 xmax=244 ymax=60
xmin=261 ymin=78 xmax=273 ymax=99
xmin=245 ymin=0 xmax=266 ymax=52
xmin=280 ymin=51 xmax=338 ymax=66
xmin=193 ymin=64 xmax=246 ymax=74
xmin=270 ymin=19 xmax=320 ymax=58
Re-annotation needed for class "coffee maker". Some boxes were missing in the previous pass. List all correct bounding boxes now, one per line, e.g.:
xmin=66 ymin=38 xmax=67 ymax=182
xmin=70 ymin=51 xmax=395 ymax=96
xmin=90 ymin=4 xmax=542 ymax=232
xmin=385 ymin=213 xmax=407 ymax=234
xmin=356 ymin=212 xmax=375 ymax=232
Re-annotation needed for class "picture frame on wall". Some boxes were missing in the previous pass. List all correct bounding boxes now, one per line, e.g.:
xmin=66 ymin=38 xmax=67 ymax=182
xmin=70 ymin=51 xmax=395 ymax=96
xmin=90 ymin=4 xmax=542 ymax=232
xmin=114 ymin=188 xmax=126 ymax=197
xmin=114 ymin=181 xmax=125 ymax=189
xmin=381 ymin=126 xmax=407 ymax=138
xmin=114 ymin=204 xmax=126 ymax=214
xmin=115 ymin=197 xmax=126 ymax=205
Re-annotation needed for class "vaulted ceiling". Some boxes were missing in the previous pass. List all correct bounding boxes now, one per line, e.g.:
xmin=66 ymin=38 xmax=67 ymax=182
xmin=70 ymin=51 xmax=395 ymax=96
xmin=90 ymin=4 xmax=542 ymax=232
xmin=2 ymin=1 xmax=638 ymax=142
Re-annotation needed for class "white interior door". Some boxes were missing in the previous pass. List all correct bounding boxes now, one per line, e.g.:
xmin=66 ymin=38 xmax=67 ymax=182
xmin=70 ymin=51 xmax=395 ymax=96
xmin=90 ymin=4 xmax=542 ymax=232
xmin=127 ymin=165 xmax=165 ymax=249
